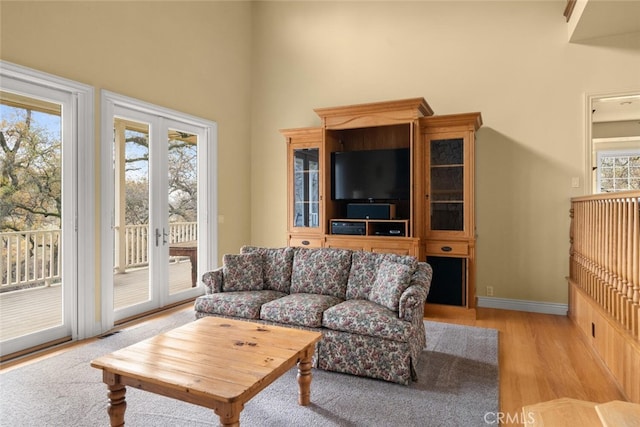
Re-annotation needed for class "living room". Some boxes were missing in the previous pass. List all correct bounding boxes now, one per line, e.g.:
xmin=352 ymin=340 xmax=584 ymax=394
xmin=1 ymin=0 xmax=639 ymax=425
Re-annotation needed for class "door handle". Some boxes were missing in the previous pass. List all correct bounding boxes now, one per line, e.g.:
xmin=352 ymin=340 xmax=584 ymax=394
xmin=155 ymin=228 xmax=169 ymax=246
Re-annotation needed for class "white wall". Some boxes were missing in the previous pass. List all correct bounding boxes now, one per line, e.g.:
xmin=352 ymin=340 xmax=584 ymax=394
xmin=249 ymin=1 xmax=640 ymax=304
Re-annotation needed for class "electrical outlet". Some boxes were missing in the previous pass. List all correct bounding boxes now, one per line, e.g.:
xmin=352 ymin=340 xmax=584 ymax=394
xmin=486 ymin=286 xmax=494 ymax=296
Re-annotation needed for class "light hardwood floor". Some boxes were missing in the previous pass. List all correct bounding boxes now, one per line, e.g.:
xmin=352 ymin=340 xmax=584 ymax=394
xmin=2 ymin=303 xmax=628 ymax=426
xmin=425 ymin=305 xmax=627 ymax=426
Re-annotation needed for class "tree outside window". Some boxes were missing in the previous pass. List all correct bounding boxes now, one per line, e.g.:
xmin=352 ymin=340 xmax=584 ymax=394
xmin=1 ymin=102 xmax=61 ymax=233
xmin=597 ymin=150 xmax=640 ymax=193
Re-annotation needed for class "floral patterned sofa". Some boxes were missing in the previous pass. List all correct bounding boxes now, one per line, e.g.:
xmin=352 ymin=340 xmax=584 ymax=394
xmin=194 ymin=246 xmax=432 ymax=385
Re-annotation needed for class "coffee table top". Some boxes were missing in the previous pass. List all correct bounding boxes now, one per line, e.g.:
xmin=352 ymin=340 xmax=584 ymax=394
xmin=91 ymin=316 xmax=322 ymax=406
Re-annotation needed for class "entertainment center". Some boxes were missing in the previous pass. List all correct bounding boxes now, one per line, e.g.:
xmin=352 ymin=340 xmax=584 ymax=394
xmin=282 ymin=98 xmax=482 ymax=310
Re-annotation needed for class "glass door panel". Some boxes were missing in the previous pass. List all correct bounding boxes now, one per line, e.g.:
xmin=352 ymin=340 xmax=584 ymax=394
xmin=430 ymin=138 xmax=464 ymax=231
xmin=293 ymin=148 xmax=319 ymax=228
xmin=167 ymin=128 xmax=198 ymax=295
xmin=0 ymin=93 xmax=64 ymax=339
xmin=0 ymin=86 xmax=75 ymax=355
xmin=113 ymin=118 xmax=151 ymax=310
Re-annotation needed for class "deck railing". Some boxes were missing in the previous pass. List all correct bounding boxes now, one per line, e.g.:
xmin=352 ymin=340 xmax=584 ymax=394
xmin=0 ymin=222 xmax=197 ymax=290
xmin=0 ymin=229 xmax=61 ymax=291
xmin=569 ymin=191 xmax=640 ymax=340
xmin=119 ymin=222 xmax=197 ymax=269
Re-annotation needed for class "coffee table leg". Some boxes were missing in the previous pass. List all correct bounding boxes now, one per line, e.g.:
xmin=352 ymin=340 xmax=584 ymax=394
xmin=214 ymin=402 xmax=242 ymax=427
xmin=297 ymin=348 xmax=314 ymax=406
xmin=106 ymin=384 xmax=127 ymax=427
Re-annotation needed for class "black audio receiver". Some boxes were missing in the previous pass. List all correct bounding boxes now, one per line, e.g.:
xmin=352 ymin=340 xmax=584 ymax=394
xmin=331 ymin=221 xmax=366 ymax=235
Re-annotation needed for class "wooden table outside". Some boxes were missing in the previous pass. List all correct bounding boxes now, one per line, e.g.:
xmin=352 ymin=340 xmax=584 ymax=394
xmin=91 ymin=317 xmax=322 ymax=427
xmin=169 ymin=241 xmax=197 ymax=286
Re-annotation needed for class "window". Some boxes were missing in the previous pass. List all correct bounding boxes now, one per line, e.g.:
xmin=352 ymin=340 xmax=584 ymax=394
xmin=596 ymin=150 xmax=640 ymax=193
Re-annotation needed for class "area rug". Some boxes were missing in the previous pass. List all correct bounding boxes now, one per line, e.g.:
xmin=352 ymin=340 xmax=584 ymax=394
xmin=0 ymin=308 xmax=498 ymax=426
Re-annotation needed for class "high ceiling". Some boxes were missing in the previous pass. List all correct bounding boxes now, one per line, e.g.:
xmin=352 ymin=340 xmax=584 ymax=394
xmin=569 ymin=0 xmax=640 ymax=42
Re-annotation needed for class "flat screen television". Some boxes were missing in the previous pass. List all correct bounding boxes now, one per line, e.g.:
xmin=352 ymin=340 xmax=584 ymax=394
xmin=331 ymin=148 xmax=410 ymax=201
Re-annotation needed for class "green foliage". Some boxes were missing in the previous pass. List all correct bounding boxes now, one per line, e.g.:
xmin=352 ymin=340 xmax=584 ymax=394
xmin=1 ymin=107 xmax=61 ymax=232
xmin=122 ymin=128 xmax=197 ymax=225
xmin=0 ymin=108 xmax=199 ymax=233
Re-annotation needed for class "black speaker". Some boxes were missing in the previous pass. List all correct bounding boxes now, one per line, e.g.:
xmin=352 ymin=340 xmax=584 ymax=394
xmin=347 ymin=203 xmax=396 ymax=220
xmin=426 ymin=256 xmax=466 ymax=306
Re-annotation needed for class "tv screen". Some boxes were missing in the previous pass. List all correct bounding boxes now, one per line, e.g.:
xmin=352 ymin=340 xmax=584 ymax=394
xmin=331 ymin=148 xmax=410 ymax=201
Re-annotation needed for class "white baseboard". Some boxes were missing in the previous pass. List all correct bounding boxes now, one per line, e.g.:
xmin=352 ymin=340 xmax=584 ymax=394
xmin=476 ymin=296 xmax=568 ymax=316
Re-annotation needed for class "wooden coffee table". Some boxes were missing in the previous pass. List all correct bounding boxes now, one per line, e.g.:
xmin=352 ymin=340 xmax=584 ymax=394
xmin=91 ymin=317 xmax=322 ymax=426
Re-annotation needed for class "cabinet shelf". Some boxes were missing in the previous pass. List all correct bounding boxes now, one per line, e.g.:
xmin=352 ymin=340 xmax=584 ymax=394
xmin=431 ymin=164 xmax=463 ymax=168
xmin=330 ymin=219 xmax=409 ymax=237
xmin=431 ymin=189 xmax=463 ymax=195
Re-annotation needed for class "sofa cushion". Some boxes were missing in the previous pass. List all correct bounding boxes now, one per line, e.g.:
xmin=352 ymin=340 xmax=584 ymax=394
xmin=290 ymin=248 xmax=352 ymax=299
xmin=194 ymin=290 xmax=285 ymax=319
xmin=260 ymin=293 xmax=343 ymax=328
xmin=240 ymin=246 xmax=294 ymax=293
xmin=322 ymin=299 xmax=412 ymax=342
xmin=222 ymin=253 xmax=264 ymax=292
xmin=369 ymin=260 xmax=413 ymax=311
xmin=346 ymin=251 xmax=418 ymax=300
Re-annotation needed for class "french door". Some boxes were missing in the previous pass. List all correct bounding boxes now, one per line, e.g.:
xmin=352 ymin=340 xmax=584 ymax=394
xmin=0 ymin=62 xmax=94 ymax=357
xmin=102 ymin=91 xmax=216 ymax=327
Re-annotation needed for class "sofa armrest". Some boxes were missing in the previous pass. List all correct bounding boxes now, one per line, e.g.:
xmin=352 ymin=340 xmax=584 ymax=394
xmin=202 ymin=267 xmax=223 ymax=294
xmin=398 ymin=262 xmax=433 ymax=321
xmin=399 ymin=285 xmax=427 ymax=322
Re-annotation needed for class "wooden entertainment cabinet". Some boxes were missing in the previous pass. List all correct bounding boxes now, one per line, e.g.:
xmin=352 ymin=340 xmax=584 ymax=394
xmin=281 ymin=98 xmax=482 ymax=309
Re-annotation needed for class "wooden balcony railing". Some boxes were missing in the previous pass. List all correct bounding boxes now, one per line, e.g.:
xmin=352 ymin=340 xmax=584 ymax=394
xmin=569 ymin=191 xmax=640 ymax=340
xmin=1 ymin=222 xmax=197 ymax=291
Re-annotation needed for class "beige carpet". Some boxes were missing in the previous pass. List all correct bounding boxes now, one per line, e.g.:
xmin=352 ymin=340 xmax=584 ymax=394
xmin=1 ymin=309 xmax=498 ymax=426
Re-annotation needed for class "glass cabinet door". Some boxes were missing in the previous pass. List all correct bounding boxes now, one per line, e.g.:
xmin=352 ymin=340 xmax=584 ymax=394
xmin=293 ymin=148 xmax=320 ymax=228
xmin=429 ymin=138 xmax=464 ymax=231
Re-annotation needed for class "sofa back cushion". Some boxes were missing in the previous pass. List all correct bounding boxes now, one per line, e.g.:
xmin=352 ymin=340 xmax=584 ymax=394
xmin=368 ymin=260 xmax=413 ymax=311
xmin=240 ymin=246 xmax=294 ymax=293
xmin=291 ymin=247 xmax=352 ymax=299
xmin=222 ymin=253 xmax=264 ymax=292
xmin=346 ymin=251 xmax=418 ymax=300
